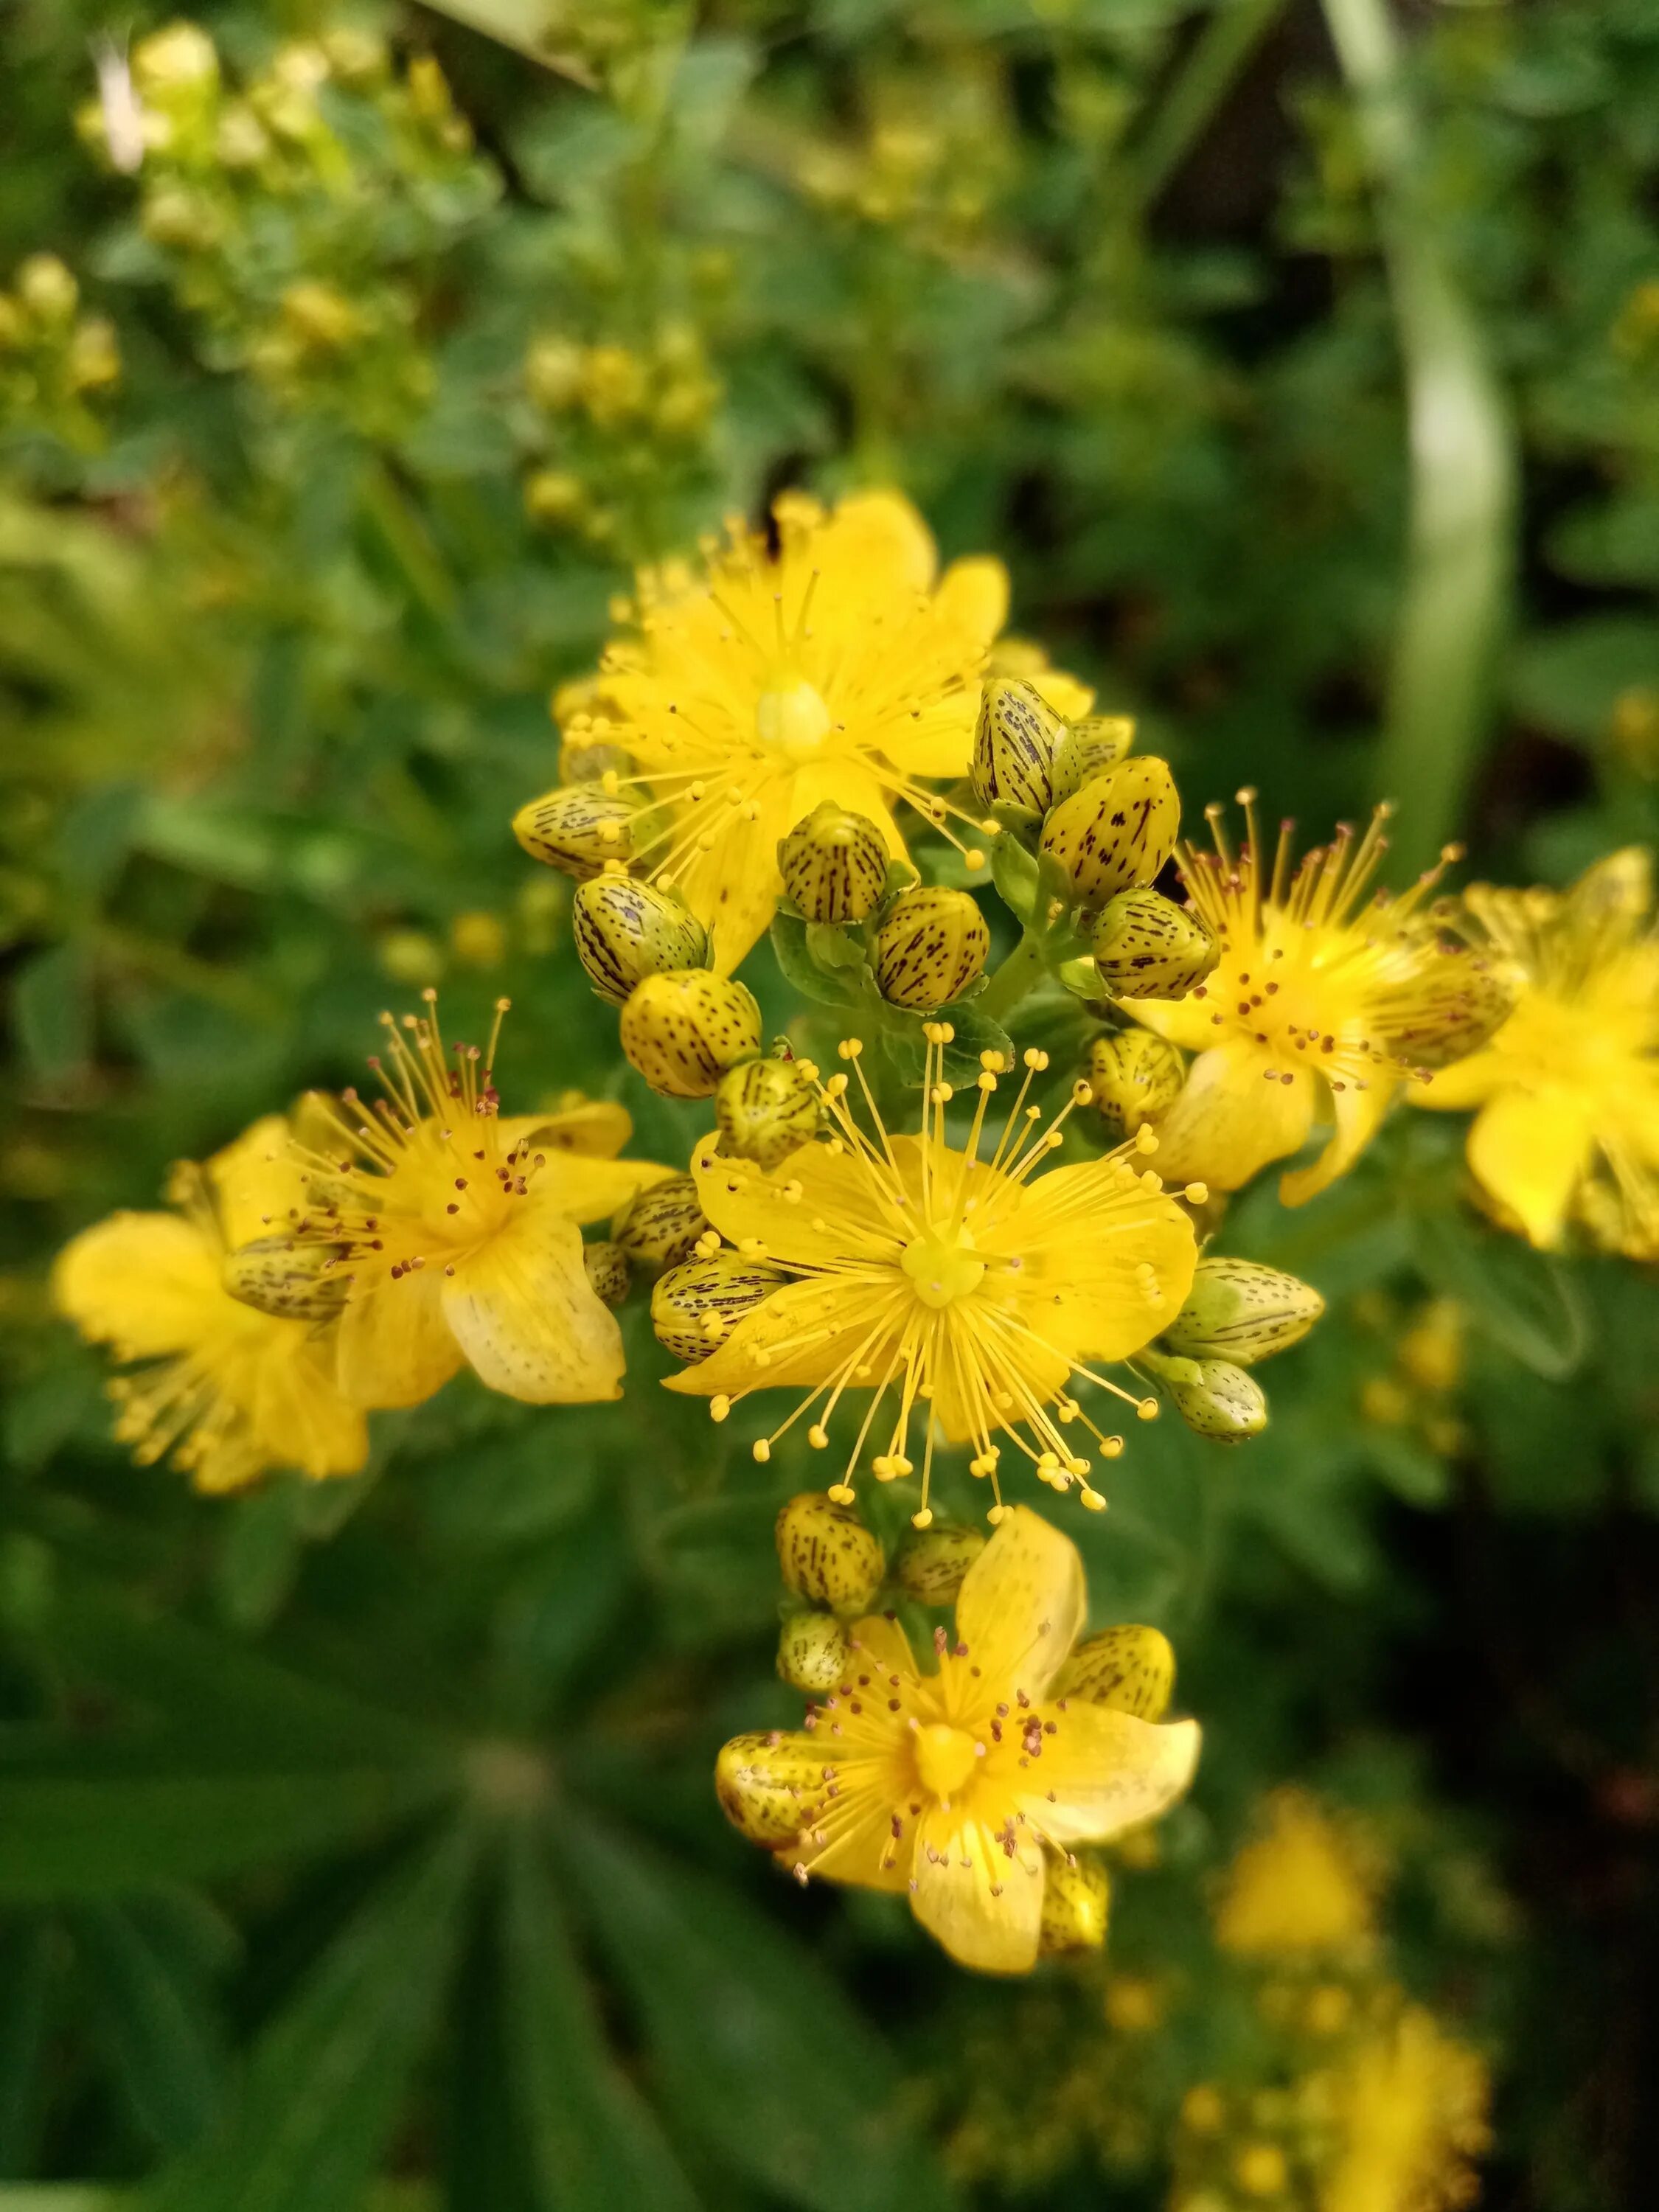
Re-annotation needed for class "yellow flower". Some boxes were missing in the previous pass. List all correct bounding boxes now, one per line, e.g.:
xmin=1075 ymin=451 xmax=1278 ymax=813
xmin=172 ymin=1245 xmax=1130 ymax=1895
xmin=515 ymin=489 xmax=1081 ymax=971
xmin=52 ymin=1116 xmax=367 ymax=1495
xmin=1409 ymin=849 xmax=1659 ymax=1258
xmin=663 ymin=1026 xmax=1200 ymax=1521
xmin=1130 ymin=794 xmax=1513 ymax=1204
xmin=1214 ymin=1790 xmax=1380 ymax=1957
xmin=715 ymin=1506 xmax=1200 ymax=1974
xmin=1322 ymin=2001 xmax=1491 ymax=2212
xmin=282 ymin=994 xmax=668 ymax=1408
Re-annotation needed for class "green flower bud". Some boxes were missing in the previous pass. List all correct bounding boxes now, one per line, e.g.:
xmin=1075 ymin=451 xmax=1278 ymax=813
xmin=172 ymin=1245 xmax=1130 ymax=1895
xmin=619 ymin=970 xmax=762 ymax=1099
xmin=1040 ymin=757 xmax=1180 ymax=908
xmin=775 ymin=1492 xmax=886 ymax=1615
xmin=582 ymin=1239 xmax=630 ymax=1308
xmin=1164 ymin=1357 xmax=1267 ymax=1441
xmin=1050 ymin=714 xmax=1135 ymax=805
xmin=1091 ymin=888 xmax=1220 ymax=999
xmin=651 ymin=1252 xmax=785 ymax=1362
xmin=873 ymin=888 xmax=990 ymax=1012
xmin=777 ymin=801 xmax=890 ymax=923
xmin=1039 ymin=1851 xmax=1113 ymax=1955
xmin=512 ymin=786 xmax=635 ymax=878
xmin=776 ymin=1611 xmax=850 ymax=1694
xmin=573 ymin=875 xmax=711 ymax=1005
xmin=715 ymin=1057 xmax=821 ymax=1169
xmin=613 ymin=1173 xmax=709 ymax=1269
xmin=715 ymin=1731 xmax=827 ymax=1847
xmin=1088 ymin=1031 xmax=1186 ymax=1135
xmin=894 ymin=1521 xmax=986 ymax=1605
xmin=971 ymin=678 xmax=1065 ymax=826
xmin=1164 ymin=1257 xmax=1325 ymax=1366
xmin=1057 ymin=1625 xmax=1176 ymax=1719
xmin=222 ymin=1235 xmax=350 ymax=1322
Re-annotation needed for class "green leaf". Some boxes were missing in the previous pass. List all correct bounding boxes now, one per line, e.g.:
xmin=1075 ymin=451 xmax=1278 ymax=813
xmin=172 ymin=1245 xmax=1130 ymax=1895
xmin=0 ymin=1921 xmax=54 ymax=2176
xmin=71 ymin=1897 xmax=227 ymax=2151
xmin=990 ymin=834 xmax=1040 ymax=924
xmin=879 ymin=1003 xmax=1013 ymax=1088
xmin=13 ymin=945 xmax=94 ymax=1085
xmin=769 ymin=910 xmax=866 ymax=1009
xmin=1410 ymin=1208 xmax=1587 ymax=1381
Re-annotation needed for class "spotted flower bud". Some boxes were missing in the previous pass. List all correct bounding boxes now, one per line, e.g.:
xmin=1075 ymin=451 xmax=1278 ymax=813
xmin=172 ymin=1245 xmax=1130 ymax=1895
xmin=512 ymin=786 xmax=635 ymax=878
xmin=971 ymin=678 xmax=1066 ymax=826
xmin=1040 ymin=757 xmax=1180 ymax=908
xmin=1091 ymin=888 xmax=1220 ymax=998
xmin=613 ymin=1173 xmax=708 ymax=1270
xmin=651 ymin=1252 xmax=787 ymax=1362
xmin=1164 ymin=1357 xmax=1267 ymax=1441
xmin=222 ymin=1236 xmax=349 ymax=1322
xmin=777 ymin=802 xmax=890 ymax=924
xmin=619 ymin=970 xmax=762 ymax=1099
xmin=715 ymin=1731 xmax=827 ymax=1846
xmin=1050 ymin=714 xmax=1135 ymax=805
xmin=573 ymin=876 xmax=711 ymax=1006
xmin=775 ymin=1492 xmax=886 ymax=1615
xmin=776 ymin=1611 xmax=850 ymax=1694
xmin=582 ymin=1239 xmax=630 ymax=1309
xmin=1165 ymin=1258 xmax=1325 ymax=1367
xmin=1088 ymin=1031 xmax=1186 ymax=1135
xmin=894 ymin=1521 xmax=986 ymax=1605
xmin=1057 ymin=1625 xmax=1175 ymax=1719
xmin=873 ymin=888 xmax=990 ymax=1012
xmin=715 ymin=1057 xmax=821 ymax=1169
xmin=1038 ymin=1851 xmax=1113 ymax=1955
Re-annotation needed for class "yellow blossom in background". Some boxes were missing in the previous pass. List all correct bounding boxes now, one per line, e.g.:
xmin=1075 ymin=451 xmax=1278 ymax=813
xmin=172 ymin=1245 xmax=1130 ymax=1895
xmin=514 ymin=488 xmax=1090 ymax=970
xmin=1323 ymin=2002 xmax=1492 ymax=2212
xmin=662 ymin=1026 xmax=1200 ymax=1521
xmin=1130 ymin=795 xmax=1514 ymax=1203
xmin=1215 ymin=1790 xmax=1380 ymax=1958
xmin=715 ymin=1506 xmax=1200 ymax=1974
xmin=52 ymin=1115 xmax=367 ymax=1494
xmin=1410 ymin=849 xmax=1659 ymax=1259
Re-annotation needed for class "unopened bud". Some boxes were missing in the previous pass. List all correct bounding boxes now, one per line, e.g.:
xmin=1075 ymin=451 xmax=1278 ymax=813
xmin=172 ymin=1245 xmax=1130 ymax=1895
xmin=1050 ymin=714 xmax=1135 ymax=804
xmin=894 ymin=1521 xmax=986 ymax=1605
xmin=612 ymin=1173 xmax=708 ymax=1269
xmin=777 ymin=801 xmax=891 ymax=923
xmin=650 ymin=1252 xmax=785 ymax=1362
xmin=573 ymin=876 xmax=711 ymax=1005
xmin=715 ymin=1057 xmax=821 ymax=1169
xmin=1057 ymin=1625 xmax=1175 ymax=1719
xmin=1165 ymin=1257 xmax=1324 ymax=1366
xmin=1164 ymin=1357 xmax=1267 ymax=1441
xmin=1091 ymin=889 xmax=1220 ymax=998
xmin=15 ymin=255 xmax=78 ymax=327
xmin=1088 ymin=1031 xmax=1186 ymax=1135
xmin=619 ymin=970 xmax=762 ymax=1099
xmin=775 ymin=1492 xmax=886 ymax=1615
xmin=776 ymin=1611 xmax=850 ymax=1693
xmin=222 ymin=1235 xmax=349 ymax=1321
xmin=714 ymin=1732 xmax=827 ymax=1847
xmin=1040 ymin=757 xmax=1180 ymax=907
xmin=1038 ymin=1851 xmax=1113 ymax=1955
xmin=874 ymin=888 xmax=990 ymax=1012
xmin=971 ymin=678 xmax=1065 ymax=826
xmin=512 ymin=786 xmax=635 ymax=877
xmin=582 ymin=1239 xmax=630 ymax=1308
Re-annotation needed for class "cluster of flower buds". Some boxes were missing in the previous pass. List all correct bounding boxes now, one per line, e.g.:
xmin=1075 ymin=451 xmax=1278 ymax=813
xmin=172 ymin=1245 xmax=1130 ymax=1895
xmin=1137 ymin=1256 xmax=1325 ymax=1441
xmin=0 ymin=254 xmax=119 ymax=448
xmin=793 ymin=71 xmax=1013 ymax=253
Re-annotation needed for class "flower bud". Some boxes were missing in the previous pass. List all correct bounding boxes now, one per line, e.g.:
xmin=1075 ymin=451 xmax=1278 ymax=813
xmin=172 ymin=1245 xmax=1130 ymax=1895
xmin=573 ymin=876 xmax=711 ymax=1006
xmin=1049 ymin=715 xmax=1135 ymax=804
xmin=1039 ymin=1851 xmax=1112 ymax=1955
xmin=1088 ymin=1031 xmax=1186 ymax=1136
xmin=714 ymin=1732 xmax=827 ymax=1847
xmin=620 ymin=970 xmax=762 ymax=1099
xmin=894 ymin=1521 xmax=986 ymax=1605
xmin=15 ymin=255 xmax=78 ymax=327
xmin=776 ymin=1611 xmax=850 ymax=1694
xmin=1091 ymin=889 xmax=1220 ymax=999
xmin=971 ymin=678 xmax=1065 ymax=826
xmin=1057 ymin=1625 xmax=1175 ymax=1719
xmin=1040 ymin=757 xmax=1180 ymax=907
xmin=651 ymin=1252 xmax=785 ymax=1362
xmin=222 ymin=1235 xmax=350 ymax=1322
xmin=777 ymin=802 xmax=890 ymax=923
xmin=1164 ymin=1258 xmax=1324 ymax=1367
xmin=612 ymin=1173 xmax=708 ymax=1270
xmin=715 ymin=1057 xmax=821 ymax=1169
xmin=512 ymin=786 xmax=635 ymax=878
xmin=582 ymin=1239 xmax=630 ymax=1308
xmin=775 ymin=1492 xmax=886 ymax=1615
xmin=133 ymin=21 xmax=220 ymax=94
xmin=873 ymin=888 xmax=990 ymax=1012
xmin=1164 ymin=1357 xmax=1267 ymax=1441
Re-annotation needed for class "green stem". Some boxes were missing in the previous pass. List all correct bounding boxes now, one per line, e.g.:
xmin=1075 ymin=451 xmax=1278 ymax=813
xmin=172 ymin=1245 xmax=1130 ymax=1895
xmin=975 ymin=932 xmax=1047 ymax=1023
xmin=1130 ymin=0 xmax=1289 ymax=213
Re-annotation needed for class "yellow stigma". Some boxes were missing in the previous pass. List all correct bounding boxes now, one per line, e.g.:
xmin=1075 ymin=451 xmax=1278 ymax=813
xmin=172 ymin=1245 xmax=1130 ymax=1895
xmin=901 ymin=1223 xmax=986 ymax=1308
xmin=914 ymin=1722 xmax=979 ymax=1800
xmin=755 ymin=674 xmax=832 ymax=761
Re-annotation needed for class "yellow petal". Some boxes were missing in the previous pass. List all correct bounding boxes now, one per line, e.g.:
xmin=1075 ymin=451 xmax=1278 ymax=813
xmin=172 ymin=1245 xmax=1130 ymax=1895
xmin=1279 ymin=1075 xmax=1396 ymax=1207
xmin=663 ymin=1276 xmax=900 ymax=1399
xmin=501 ymin=1100 xmax=633 ymax=1158
xmin=796 ymin=1750 xmax=914 ymax=1893
xmin=442 ymin=1200 xmax=625 ymax=1404
xmin=251 ymin=1332 xmax=370 ymax=1481
xmin=689 ymin=1136 xmax=903 ymax=1266
xmin=1465 ymin=1086 xmax=1594 ymax=1249
xmin=954 ymin=1506 xmax=1085 ymax=1705
xmin=934 ymin=554 xmax=1009 ymax=646
xmin=1018 ymin=1705 xmax=1200 ymax=1848
xmin=787 ymin=759 xmax=906 ymax=862
xmin=52 ymin=1212 xmax=223 ymax=1357
xmin=671 ymin=798 xmax=793 ymax=975
xmin=1150 ymin=1046 xmax=1316 ymax=1192
xmin=1031 ymin=667 xmax=1095 ymax=722
xmin=845 ymin=1610 xmax=917 ymax=1683
xmin=910 ymin=1806 xmax=1046 ymax=1975
xmin=1407 ymin=1047 xmax=1507 ymax=1113
xmin=208 ymin=1114 xmax=307 ymax=1248
xmin=821 ymin=489 xmax=938 ymax=596
xmin=1010 ymin=1158 xmax=1199 ymax=1358
xmin=539 ymin=1152 xmax=673 ymax=1228
xmin=335 ymin=1272 xmax=465 ymax=1410
xmin=1127 ymin=991 xmax=1225 ymax=1056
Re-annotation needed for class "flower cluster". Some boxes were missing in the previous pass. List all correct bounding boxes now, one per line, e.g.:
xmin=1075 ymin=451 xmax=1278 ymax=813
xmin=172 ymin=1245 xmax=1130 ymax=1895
xmin=0 ymin=254 xmax=119 ymax=450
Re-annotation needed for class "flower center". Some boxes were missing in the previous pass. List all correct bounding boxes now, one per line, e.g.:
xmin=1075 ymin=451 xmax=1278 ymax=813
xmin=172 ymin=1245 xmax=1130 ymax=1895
xmin=914 ymin=1722 xmax=980 ymax=1801
xmin=755 ymin=674 xmax=832 ymax=762
xmin=901 ymin=1223 xmax=986 ymax=1309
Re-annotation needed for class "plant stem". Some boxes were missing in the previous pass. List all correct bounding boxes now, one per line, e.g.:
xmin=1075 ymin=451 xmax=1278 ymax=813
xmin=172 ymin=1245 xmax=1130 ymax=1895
xmin=1130 ymin=0 xmax=1289 ymax=214
xmin=975 ymin=932 xmax=1047 ymax=1023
